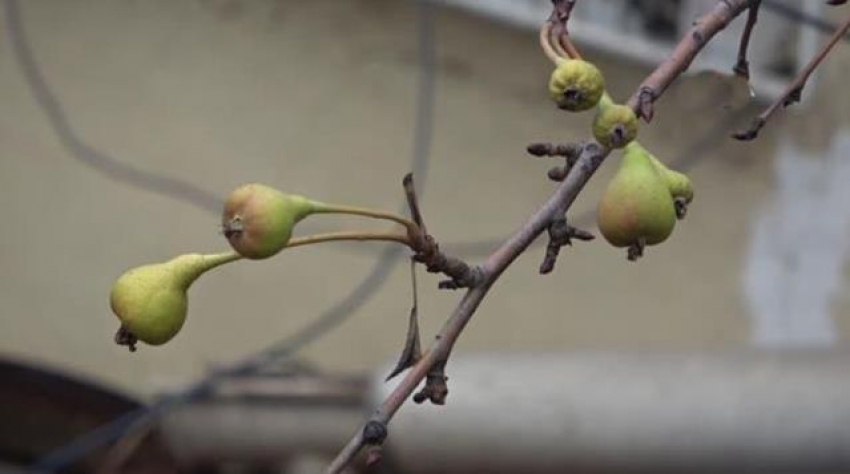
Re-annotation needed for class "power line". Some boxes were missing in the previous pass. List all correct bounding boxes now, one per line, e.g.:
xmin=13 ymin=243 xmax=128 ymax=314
xmin=3 ymin=0 xmax=222 ymax=214
xmin=21 ymin=0 xmax=436 ymax=470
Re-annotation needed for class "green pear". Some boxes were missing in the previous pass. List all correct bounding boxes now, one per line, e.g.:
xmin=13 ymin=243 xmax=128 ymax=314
xmin=548 ymin=59 xmax=605 ymax=112
xmin=222 ymin=183 xmax=317 ymax=260
xmin=592 ymin=100 xmax=639 ymax=149
xmin=597 ymin=142 xmax=677 ymax=251
xmin=110 ymin=252 xmax=239 ymax=348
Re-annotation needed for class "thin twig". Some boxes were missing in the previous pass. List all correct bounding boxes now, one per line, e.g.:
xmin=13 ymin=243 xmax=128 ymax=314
xmin=734 ymin=11 xmax=850 ymax=141
xmin=733 ymin=0 xmax=762 ymax=79
xmin=626 ymin=0 xmax=752 ymax=121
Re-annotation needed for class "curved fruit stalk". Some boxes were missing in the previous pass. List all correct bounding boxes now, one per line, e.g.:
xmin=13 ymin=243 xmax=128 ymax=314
xmin=110 ymin=252 xmax=240 ymax=349
xmin=222 ymin=184 xmax=320 ymax=260
xmin=548 ymin=58 xmax=605 ymax=112
xmin=596 ymin=142 xmax=677 ymax=260
xmin=593 ymin=94 xmax=639 ymax=149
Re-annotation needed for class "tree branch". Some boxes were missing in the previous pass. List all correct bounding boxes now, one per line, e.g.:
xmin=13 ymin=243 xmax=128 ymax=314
xmin=325 ymin=143 xmax=608 ymax=474
xmin=626 ymin=0 xmax=753 ymax=122
xmin=734 ymin=11 xmax=850 ymax=141
xmin=325 ymin=1 xmax=756 ymax=471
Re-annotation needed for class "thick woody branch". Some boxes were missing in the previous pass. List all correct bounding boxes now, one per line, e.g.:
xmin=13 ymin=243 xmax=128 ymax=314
xmin=539 ymin=215 xmax=594 ymax=274
xmin=734 ymin=12 xmax=850 ymax=141
xmin=626 ymin=0 xmax=753 ymax=121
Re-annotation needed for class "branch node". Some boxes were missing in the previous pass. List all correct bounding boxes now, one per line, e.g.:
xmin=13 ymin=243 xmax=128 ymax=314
xmin=732 ymin=117 xmax=765 ymax=141
xmin=547 ymin=166 xmax=568 ymax=182
xmin=539 ymin=215 xmax=594 ymax=274
xmin=637 ymin=86 xmax=657 ymax=122
xmin=363 ymin=420 xmax=388 ymax=446
xmin=784 ymin=87 xmax=803 ymax=106
xmin=413 ymin=362 xmax=449 ymax=405
xmin=404 ymin=174 xmax=480 ymax=289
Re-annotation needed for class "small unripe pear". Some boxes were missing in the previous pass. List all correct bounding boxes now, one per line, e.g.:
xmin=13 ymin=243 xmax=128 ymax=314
xmin=593 ymin=102 xmax=638 ymax=149
xmin=548 ymin=59 xmax=605 ymax=112
xmin=110 ymin=253 xmax=238 ymax=349
xmin=597 ymin=143 xmax=676 ymax=251
xmin=222 ymin=184 xmax=316 ymax=260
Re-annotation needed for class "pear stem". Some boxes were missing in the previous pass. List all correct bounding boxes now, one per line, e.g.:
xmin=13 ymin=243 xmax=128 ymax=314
xmin=309 ymin=203 xmax=419 ymax=236
xmin=199 ymin=252 xmax=243 ymax=268
xmin=539 ymin=23 xmax=564 ymax=65
xmin=184 ymin=251 xmax=243 ymax=284
xmin=287 ymin=230 xmax=412 ymax=249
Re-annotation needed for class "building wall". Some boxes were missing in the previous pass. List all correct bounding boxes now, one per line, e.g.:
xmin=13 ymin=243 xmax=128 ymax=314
xmin=0 ymin=0 xmax=848 ymax=398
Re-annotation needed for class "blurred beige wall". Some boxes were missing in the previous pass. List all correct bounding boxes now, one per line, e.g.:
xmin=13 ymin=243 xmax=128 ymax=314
xmin=0 ymin=0 xmax=849 ymax=399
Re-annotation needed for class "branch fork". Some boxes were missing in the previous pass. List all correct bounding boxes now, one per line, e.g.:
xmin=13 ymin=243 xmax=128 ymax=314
xmin=403 ymin=174 xmax=483 ymax=290
xmin=539 ymin=215 xmax=594 ymax=274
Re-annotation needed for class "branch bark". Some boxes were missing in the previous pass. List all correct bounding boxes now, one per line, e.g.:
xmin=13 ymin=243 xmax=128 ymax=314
xmin=626 ymin=0 xmax=753 ymax=121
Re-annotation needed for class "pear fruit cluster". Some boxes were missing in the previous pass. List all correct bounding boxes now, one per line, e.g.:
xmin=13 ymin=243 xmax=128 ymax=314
xmin=548 ymin=58 xmax=638 ymax=150
xmin=110 ymin=183 xmax=323 ymax=350
xmin=545 ymin=54 xmax=690 ymax=258
xmin=109 ymin=182 xmax=413 ymax=350
xmin=596 ymin=142 xmax=693 ymax=259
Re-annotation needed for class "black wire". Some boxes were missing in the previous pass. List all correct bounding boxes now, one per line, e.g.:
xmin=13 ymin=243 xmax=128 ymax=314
xmin=3 ymin=0 xmax=222 ymax=214
xmin=23 ymin=0 xmax=436 ymax=470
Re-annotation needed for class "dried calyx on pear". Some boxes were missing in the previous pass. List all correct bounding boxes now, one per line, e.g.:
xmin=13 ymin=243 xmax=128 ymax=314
xmin=222 ymin=184 xmax=318 ymax=260
xmin=110 ymin=252 xmax=239 ymax=351
xmin=596 ymin=142 xmax=677 ymax=260
xmin=548 ymin=58 xmax=605 ymax=112
xmin=592 ymin=94 xmax=639 ymax=149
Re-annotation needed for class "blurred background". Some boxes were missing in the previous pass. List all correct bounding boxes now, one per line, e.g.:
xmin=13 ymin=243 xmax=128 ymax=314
xmin=2 ymin=0 xmax=850 ymax=472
